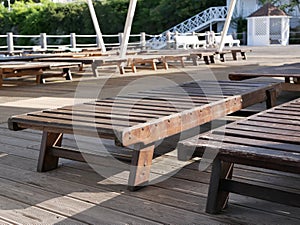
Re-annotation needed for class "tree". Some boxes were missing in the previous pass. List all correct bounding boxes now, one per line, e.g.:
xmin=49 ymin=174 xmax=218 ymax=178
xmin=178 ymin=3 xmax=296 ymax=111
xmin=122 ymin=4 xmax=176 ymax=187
xmin=258 ymin=0 xmax=300 ymax=14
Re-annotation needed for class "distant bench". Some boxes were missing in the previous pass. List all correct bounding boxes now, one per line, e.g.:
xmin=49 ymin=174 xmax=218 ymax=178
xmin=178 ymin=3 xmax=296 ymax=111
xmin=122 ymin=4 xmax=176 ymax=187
xmin=174 ymin=35 xmax=207 ymax=50
xmin=0 ymin=62 xmax=81 ymax=87
xmin=218 ymin=48 xmax=252 ymax=62
xmin=178 ymin=98 xmax=300 ymax=214
xmin=215 ymin=35 xmax=240 ymax=47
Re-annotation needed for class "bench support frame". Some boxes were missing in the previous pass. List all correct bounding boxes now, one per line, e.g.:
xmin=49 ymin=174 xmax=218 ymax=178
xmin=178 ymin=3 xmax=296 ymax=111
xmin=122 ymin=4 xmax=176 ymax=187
xmin=37 ymin=131 xmax=63 ymax=172
xmin=206 ymin=157 xmax=300 ymax=214
xmin=128 ymin=144 xmax=155 ymax=191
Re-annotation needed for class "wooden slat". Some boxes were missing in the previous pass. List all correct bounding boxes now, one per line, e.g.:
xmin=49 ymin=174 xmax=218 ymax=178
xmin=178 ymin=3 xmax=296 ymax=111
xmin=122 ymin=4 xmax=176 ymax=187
xmin=119 ymin=95 xmax=242 ymax=146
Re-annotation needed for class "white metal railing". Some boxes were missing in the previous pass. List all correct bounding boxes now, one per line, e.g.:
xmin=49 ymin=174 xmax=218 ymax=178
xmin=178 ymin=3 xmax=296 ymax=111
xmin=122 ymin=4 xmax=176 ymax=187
xmin=0 ymin=32 xmax=147 ymax=53
xmin=147 ymin=6 xmax=228 ymax=49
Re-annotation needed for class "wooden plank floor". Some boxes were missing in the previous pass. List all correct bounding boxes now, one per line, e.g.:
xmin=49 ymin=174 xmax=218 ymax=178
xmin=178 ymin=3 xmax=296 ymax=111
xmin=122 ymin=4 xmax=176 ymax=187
xmin=0 ymin=47 xmax=300 ymax=224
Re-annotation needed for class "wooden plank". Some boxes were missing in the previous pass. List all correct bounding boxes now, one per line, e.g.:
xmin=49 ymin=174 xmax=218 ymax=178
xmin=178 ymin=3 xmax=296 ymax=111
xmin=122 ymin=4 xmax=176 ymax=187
xmin=0 ymin=195 xmax=86 ymax=225
xmin=119 ymin=96 xmax=242 ymax=146
xmin=1 ymin=148 xmax=300 ymax=224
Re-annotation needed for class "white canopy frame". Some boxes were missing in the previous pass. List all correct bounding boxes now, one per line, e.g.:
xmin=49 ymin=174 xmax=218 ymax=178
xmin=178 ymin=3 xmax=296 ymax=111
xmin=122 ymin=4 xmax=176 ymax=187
xmin=218 ymin=0 xmax=237 ymax=52
xmin=87 ymin=0 xmax=106 ymax=52
xmin=119 ymin=0 xmax=138 ymax=58
xmin=87 ymin=0 xmax=237 ymax=54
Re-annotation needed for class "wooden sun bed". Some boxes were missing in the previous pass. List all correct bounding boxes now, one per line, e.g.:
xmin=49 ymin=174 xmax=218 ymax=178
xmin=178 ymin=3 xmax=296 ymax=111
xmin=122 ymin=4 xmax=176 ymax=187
xmin=189 ymin=47 xmax=251 ymax=65
xmin=36 ymin=56 xmax=127 ymax=75
xmin=8 ymin=80 xmax=281 ymax=191
xmin=0 ymin=62 xmax=81 ymax=87
xmin=178 ymin=97 xmax=300 ymax=214
xmin=229 ymin=63 xmax=300 ymax=91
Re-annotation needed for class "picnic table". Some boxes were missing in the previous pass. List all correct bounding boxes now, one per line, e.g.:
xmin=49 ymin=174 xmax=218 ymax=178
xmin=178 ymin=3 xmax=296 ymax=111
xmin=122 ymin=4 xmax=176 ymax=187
xmin=178 ymin=97 xmax=300 ymax=213
xmin=0 ymin=62 xmax=81 ymax=87
xmin=8 ymin=80 xmax=281 ymax=190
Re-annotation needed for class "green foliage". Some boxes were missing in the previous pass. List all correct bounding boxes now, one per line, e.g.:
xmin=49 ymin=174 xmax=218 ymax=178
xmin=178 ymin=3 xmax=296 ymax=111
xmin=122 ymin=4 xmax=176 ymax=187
xmin=0 ymin=0 xmax=226 ymax=45
xmin=258 ymin=0 xmax=300 ymax=14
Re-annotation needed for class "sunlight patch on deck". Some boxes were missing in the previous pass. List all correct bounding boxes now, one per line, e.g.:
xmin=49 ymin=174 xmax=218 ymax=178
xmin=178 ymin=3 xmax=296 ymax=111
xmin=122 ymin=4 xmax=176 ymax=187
xmin=0 ymin=97 xmax=92 ymax=109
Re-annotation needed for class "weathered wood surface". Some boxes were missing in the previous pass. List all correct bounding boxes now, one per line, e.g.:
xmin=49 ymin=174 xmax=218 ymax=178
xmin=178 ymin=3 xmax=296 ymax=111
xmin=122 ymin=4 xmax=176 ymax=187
xmin=0 ymin=122 xmax=299 ymax=224
xmin=8 ymin=80 xmax=281 ymax=142
xmin=179 ymin=97 xmax=300 ymax=214
xmin=7 ymin=80 xmax=282 ymax=190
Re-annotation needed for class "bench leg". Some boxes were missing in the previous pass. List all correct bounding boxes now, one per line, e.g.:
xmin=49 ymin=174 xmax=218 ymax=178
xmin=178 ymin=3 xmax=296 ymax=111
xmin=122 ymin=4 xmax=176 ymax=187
xmin=91 ymin=61 xmax=100 ymax=77
xmin=206 ymin=158 xmax=234 ymax=214
xmin=118 ymin=65 xmax=125 ymax=75
xmin=209 ymin=55 xmax=215 ymax=64
xmin=266 ymin=88 xmax=277 ymax=109
xmin=63 ymin=68 xmax=72 ymax=80
xmin=241 ymin=52 xmax=247 ymax=60
xmin=231 ymin=51 xmax=238 ymax=61
xmin=180 ymin=58 xmax=185 ymax=68
xmin=151 ymin=61 xmax=157 ymax=71
xmin=161 ymin=57 xmax=169 ymax=70
xmin=37 ymin=131 xmax=63 ymax=172
xmin=203 ymin=56 xmax=210 ymax=65
xmin=219 ymin=53 xmax=225 ymax=62
xmin=128 ymin=144 xmax=155 ymax=191
xmin=131 ymin=63 xmax=137 ymax=73
xmin=191 ymin=56 xmax=198 ymax=66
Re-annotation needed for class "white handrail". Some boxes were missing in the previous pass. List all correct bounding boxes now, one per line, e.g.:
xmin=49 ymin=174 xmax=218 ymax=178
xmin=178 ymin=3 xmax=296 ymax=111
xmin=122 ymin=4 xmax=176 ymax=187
xmin=147 ymin=6 xmax=228 ymax=49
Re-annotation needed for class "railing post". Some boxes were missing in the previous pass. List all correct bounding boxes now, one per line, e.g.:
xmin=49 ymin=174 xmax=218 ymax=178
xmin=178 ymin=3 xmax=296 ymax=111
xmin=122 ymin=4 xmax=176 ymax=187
xmin=70 ymin=33 xmax=76 ymax=49
xmin=166 ymin=31 xmax=172 ymax=49
xmin=40 ymin=33 xmax=47 ymax=50
xmin=118 ymin=32 xmax=124 ymax=48
xmin=7 ymin=32 xmax=14 ymax=53
xmin=140 ymin=32 xmax=146 ymax=50
xmin=96 ymin=35 xmax=102 ymax=49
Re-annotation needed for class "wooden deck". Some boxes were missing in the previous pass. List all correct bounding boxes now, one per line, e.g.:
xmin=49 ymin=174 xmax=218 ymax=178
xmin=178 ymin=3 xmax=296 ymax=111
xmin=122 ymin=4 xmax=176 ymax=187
xmin=0 ymin=47 xmax=300 ymax=223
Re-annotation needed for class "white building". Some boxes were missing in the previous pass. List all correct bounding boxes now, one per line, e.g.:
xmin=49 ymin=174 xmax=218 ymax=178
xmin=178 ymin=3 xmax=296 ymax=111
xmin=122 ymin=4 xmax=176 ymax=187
xmin=247 ymin=3 xmax=290 ymax=46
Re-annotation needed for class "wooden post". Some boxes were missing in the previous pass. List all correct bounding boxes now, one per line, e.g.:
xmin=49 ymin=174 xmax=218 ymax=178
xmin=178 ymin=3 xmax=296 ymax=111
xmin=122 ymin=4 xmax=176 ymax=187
xmin=128 ymin=144 xmax=155 ymax=191
xmin=7 ymin=32 xmax=14 ymax=53
xmin=140 ymin=32 xmax=146 ymax=50
xmin=40 ymin=33 xmax=47 ymax=50
xmin=70 ymin=33 xmax=76 ymax=49
xmin=37 ymin=132 xmax=63 ymax=172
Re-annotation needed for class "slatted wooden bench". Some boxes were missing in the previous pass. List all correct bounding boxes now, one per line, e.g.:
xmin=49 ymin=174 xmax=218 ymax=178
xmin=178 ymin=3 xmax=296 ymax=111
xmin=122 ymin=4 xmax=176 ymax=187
xmin=178 ymin=97 xmax=300 ymax=213
xmin=229 ymin=63 xmax=300 ymax=91
xmin=36 ymin=56 xmax=127 ymax=75
xmin=0 ymin=62 xmax=81 ymax=87
xmin=218 ymin=48 xmax=252 ymax=62
xmin=8 ymin=80 xmax=281 ymax=191
xmin=129 ymin=56 xmax=164 ymax=72
xmin=161 ymin=54 xmax=189 ymax=68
